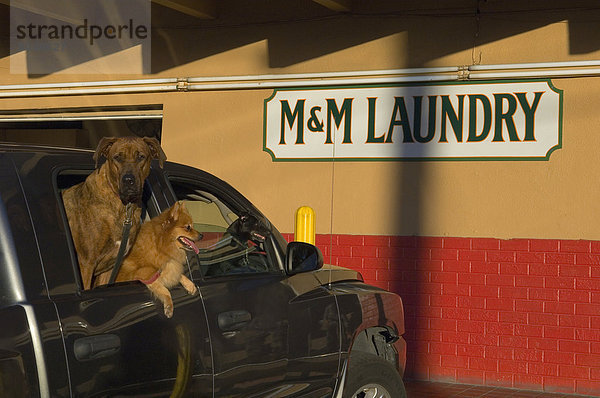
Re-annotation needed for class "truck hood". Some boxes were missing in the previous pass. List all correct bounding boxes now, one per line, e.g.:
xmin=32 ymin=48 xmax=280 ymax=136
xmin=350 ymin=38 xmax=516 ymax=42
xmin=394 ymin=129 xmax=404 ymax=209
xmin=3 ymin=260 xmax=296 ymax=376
xmin=313 ymin=264 xmax=363 ymax=285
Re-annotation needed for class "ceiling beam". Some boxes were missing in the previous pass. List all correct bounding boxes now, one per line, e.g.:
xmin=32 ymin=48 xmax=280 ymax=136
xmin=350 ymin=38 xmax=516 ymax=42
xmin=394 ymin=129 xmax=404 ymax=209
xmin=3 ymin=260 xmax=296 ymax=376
xmin=312 ymin=0 xmax=351 ymax=12
xmin=1 ymin=0 xmax=82 ymax=24
xmin=152 ymin=0 xmax=217 ymax=19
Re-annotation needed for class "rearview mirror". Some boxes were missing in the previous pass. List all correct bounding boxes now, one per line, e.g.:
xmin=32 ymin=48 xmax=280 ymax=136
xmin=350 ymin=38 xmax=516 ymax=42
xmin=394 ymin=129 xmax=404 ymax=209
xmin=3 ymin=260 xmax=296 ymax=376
xmin=285 ymin=241 xmax=323 ymax=275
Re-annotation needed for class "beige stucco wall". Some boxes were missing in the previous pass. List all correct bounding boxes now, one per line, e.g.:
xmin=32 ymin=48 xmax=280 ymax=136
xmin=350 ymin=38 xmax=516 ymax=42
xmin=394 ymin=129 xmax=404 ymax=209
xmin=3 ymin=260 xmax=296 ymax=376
xmin=1 ymin=4 xmax=600 ymax=240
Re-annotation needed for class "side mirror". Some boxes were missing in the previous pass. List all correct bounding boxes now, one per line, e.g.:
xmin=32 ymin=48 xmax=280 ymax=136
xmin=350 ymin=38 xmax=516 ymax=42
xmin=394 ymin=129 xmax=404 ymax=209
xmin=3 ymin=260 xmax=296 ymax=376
xmin=285 ymin=241 xmax=324 ymax=275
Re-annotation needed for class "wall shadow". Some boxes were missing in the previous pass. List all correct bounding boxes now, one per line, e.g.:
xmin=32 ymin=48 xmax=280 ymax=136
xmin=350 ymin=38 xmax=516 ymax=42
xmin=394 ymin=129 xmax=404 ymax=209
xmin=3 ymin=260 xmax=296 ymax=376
xmin=150 ymin=3 xmax=600 ymax=72
xmin=1 ymin=2 xmax=600 ymax=75
xmin=4 ymin=0 xmax=150 ymax=76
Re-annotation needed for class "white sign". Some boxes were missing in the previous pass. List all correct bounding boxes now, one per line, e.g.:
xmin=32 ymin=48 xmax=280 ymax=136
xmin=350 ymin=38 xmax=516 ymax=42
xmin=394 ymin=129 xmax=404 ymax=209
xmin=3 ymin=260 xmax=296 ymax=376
xmin=263 ymin=80 xmax=562 ymax=161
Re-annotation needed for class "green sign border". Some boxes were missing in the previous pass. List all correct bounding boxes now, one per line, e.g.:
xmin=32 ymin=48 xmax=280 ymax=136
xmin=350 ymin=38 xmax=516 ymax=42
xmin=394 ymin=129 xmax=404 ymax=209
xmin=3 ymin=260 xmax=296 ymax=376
xmin=262 ymin=79 xmax=563 ymax=162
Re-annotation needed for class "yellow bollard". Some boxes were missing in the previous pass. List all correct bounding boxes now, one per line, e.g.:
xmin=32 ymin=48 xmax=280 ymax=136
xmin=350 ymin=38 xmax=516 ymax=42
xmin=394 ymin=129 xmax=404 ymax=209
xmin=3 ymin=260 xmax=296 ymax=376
xmin=294 ymin=206 xmax=315 ymax=245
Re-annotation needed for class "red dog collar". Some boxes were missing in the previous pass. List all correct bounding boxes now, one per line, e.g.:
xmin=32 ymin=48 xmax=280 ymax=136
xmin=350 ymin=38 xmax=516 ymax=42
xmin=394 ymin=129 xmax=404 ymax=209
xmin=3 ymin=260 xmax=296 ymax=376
xmin=140 ymin=271 xmax=161 ymax=285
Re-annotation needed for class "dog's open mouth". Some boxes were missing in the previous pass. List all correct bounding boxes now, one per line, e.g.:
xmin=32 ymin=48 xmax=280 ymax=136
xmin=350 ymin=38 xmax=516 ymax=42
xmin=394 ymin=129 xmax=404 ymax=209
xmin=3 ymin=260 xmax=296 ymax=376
xmin=178 ymin=236 xmax=200 ymax=254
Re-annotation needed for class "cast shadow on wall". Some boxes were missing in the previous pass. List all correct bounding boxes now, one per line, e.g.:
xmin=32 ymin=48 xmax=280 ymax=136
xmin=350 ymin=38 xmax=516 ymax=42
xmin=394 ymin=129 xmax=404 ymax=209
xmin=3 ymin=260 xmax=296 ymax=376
xmin=3 ymin=2 xmax=600 ymax=76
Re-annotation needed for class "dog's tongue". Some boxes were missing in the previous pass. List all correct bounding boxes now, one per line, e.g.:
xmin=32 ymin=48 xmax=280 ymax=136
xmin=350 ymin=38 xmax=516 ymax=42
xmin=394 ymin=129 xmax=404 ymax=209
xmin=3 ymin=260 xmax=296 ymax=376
xmin=180 ymin=237 xmax=200 ymax=254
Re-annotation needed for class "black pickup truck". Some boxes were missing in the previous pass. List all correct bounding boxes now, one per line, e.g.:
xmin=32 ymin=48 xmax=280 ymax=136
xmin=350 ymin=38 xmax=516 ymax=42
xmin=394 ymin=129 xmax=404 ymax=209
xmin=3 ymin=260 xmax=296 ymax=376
xmin=0 ymin=143 xmax=406 ymax=398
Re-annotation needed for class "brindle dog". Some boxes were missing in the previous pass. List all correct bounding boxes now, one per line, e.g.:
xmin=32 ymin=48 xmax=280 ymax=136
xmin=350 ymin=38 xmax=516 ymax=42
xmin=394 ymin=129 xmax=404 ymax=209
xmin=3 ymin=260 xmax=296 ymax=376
xmin=62 ymin=136 xmax=166 ymax=289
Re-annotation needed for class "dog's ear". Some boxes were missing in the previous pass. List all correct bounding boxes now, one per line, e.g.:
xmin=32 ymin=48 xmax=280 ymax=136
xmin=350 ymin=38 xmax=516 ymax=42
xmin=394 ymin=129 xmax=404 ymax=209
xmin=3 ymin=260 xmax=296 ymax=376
xmin=162 ymin=202 xmax=180 ymax=229
xmin=143 ymin=137 xmax=167 ymax=168
xmin=93 ymin=137 xmax=119 ymax=168
xmin=170 ymin=201 xmax=181 ymax=222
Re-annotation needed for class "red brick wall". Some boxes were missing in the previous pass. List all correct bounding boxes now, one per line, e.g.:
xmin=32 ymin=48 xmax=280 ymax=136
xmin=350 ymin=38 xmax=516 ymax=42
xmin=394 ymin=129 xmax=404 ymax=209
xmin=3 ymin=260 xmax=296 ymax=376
xmin=283 ymin=233 xmax=600 ymax=396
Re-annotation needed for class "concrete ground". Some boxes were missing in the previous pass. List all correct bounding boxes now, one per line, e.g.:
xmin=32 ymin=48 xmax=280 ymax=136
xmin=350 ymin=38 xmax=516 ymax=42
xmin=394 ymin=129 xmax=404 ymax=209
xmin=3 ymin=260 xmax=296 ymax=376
xmin=404 ymin=380 xmax=595 ymax=398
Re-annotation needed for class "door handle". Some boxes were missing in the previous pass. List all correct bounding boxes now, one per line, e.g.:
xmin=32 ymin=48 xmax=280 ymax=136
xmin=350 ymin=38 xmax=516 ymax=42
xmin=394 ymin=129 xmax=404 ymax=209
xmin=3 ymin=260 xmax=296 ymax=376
xmin=218 ymin=310 xmax=251 ymax=331
xmin=74 ymin=334 xmax=121 ymax=361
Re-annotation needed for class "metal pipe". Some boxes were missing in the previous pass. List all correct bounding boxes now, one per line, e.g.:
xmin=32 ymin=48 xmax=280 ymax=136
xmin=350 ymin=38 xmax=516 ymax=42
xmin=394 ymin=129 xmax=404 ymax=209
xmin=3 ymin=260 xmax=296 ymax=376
xmin=0 ymin=78 xmax=178 ymax=91
xmin=0 ymin=84 xmax=179 ymax=98
xmin=469 ymin=60 xmax=600 ymax=71
xmin=0 ymin=114 xmax=163 ymax=122
xmin=187 ymin=74 xmax=456 ymax=91
xmin=469 ymin=68 xmax=600 ymax=80
xmin=187 ymin=66 xmax=460 ymax=83
xmin=0 ymin=60 xmax=598 ymax=98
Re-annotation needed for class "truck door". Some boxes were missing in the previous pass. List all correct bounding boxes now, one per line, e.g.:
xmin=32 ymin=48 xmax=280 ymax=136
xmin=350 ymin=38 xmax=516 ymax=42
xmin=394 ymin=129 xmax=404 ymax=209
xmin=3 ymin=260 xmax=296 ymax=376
xmin=164 ymin=173 xmax=291 ymax=397
xmin=0 ymin=154 xmax=71 ymax=397
xmin=163 ymin=164 xmax=341 ymax=397
xmin=14 ymin=152 xmax=212 ymax=397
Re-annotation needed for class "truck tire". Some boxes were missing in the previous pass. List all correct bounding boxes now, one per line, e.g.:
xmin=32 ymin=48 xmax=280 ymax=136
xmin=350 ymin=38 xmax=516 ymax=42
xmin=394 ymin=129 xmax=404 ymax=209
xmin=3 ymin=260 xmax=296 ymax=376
xmin=342 ymin=352 xmax=407 ymax=398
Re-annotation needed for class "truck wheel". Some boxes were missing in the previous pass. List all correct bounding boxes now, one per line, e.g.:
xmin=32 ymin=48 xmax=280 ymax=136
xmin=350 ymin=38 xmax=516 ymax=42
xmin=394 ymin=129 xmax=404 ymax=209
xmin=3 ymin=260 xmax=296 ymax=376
xmin=343 ymin=352 xmax=407 ymax=398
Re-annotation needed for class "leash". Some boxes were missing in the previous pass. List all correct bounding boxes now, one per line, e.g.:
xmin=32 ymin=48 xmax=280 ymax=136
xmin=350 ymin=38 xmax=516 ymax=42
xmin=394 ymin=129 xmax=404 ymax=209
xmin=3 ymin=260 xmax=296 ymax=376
xmin=108 ymin=202 xmax=135 ymax=284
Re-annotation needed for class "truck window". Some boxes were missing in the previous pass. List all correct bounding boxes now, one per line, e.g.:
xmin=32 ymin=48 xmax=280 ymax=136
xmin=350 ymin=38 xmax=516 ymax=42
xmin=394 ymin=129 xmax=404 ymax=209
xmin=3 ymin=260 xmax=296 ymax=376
xmin=168 ymin=178 xmax=279 ymax=279
xmin=56 ymin=169 xmax=156 ymax=289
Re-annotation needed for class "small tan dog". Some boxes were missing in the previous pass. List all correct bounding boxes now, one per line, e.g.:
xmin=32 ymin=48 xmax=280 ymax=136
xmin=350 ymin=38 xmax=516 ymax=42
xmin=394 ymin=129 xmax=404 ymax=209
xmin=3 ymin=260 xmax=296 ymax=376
xmin=116 ymin=201 xmax=202 ymax=318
